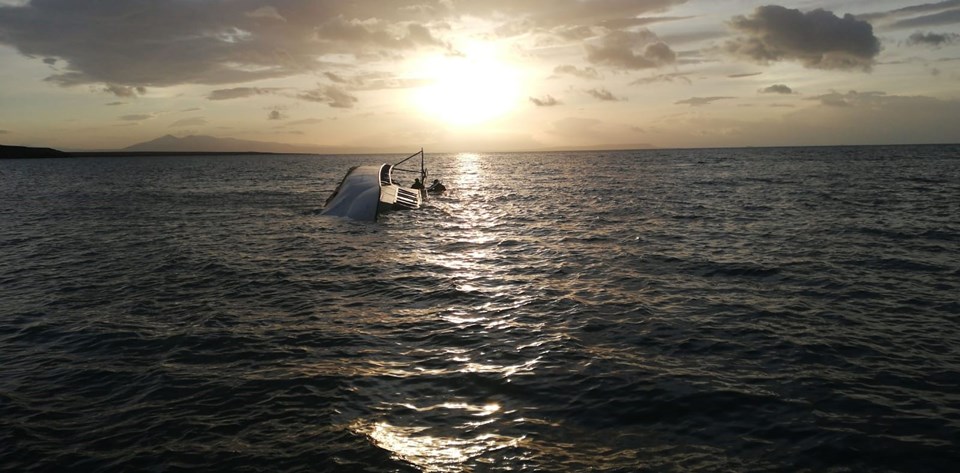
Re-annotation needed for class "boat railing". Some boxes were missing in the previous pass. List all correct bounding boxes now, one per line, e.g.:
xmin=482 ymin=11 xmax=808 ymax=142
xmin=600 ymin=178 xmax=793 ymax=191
xmin=379 ymin=164 xmax=392 ymax=186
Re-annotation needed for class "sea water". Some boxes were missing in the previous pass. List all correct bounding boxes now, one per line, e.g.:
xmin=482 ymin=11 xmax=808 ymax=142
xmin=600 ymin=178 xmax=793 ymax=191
xmin=1 ymin=145 xmax=958 ymax=472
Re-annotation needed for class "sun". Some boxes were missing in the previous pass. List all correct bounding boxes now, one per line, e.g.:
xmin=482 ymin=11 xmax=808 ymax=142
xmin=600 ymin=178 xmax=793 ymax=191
xmin=413 ymin=44 xmax=522 ymax=127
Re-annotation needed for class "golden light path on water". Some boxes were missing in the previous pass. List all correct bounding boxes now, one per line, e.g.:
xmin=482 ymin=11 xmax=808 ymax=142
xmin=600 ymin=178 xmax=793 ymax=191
xmin=351 ymin=402 xmax=523 ymax=473
xmin=350 ymin=152 xmax=541 ymax=471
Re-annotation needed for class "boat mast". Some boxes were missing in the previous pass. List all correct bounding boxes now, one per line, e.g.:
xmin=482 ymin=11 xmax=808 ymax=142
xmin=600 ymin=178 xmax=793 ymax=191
xmin=420 ymin=148 xmax=426 ymax=187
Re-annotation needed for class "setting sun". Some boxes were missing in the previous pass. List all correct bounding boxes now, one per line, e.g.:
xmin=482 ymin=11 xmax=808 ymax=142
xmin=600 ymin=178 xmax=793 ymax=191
xmin=413 ymin=44 xmax=522 ymax=127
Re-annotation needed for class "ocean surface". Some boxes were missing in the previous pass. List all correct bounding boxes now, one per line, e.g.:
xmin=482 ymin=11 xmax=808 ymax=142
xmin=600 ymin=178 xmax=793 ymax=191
xmin=1 ymin=145 xmax=959 ymax=472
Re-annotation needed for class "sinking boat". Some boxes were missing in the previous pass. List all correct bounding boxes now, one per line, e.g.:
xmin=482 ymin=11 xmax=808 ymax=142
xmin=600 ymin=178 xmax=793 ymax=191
xmin=321 ymin=149 xmax=427 ymax=222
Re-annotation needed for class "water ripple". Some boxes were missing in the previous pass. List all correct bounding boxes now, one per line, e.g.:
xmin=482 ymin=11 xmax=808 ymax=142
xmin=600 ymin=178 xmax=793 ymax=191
xmin=2 ymin=147 xmax=960 ymax=471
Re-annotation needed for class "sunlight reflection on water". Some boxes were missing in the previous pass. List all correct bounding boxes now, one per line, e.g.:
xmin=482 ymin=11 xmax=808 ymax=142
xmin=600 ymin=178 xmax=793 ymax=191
xmin=352 ymin=401 xmax=522 ymax=473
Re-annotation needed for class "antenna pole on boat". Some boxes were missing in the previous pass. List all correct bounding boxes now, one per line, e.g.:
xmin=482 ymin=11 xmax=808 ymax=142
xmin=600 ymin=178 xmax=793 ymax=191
xmin=420 ymin=148 xmax=426 ymax=186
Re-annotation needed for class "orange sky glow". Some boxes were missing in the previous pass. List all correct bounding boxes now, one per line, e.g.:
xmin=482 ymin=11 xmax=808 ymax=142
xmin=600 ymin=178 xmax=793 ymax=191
xmin=1 ymin=0 xmax=959 ymax=152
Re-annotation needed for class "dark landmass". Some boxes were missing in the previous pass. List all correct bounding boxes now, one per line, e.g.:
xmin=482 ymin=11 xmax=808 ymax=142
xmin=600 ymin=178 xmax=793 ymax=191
xmin=0 ymin=144 xmax=70 ymax=159
xmin=2 ymin=134 xmax=322 ymax=159
xmin=1 ymin=144 xmax=278 ymax=159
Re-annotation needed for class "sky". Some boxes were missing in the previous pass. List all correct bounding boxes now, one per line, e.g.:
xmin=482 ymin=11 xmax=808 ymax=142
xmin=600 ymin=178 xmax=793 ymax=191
xmin=1 ymin=0 xmax=959 ymax=152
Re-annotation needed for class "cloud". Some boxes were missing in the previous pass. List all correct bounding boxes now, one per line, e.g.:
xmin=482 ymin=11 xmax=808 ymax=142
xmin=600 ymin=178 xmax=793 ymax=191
xmin=585 ymin=29 xmax=676 ymax=69
xmin=0 ymin=0 xmax=453 ymax=89
xmin=245 ymin=6 xmax=285 ymax=21
xmin=675 ymin=96 xmax=735 ymax=106
xmin=105 ymin=101 xmax=126 ymax=106
xmin=630 ymin=72 xmax=692 ymax=85
xmin=207 ymin=87 xmax=281 ymax=101
xmin=316 ymin=71 xmax=419 ymax=91
xmin=268 ymin=110 xmax=285 ymax=120
xmin=585 ymin=88 xmax=623 ymax=101
xmin=876 ymin=2 xmax=960 ymax=29
xmin=760 ymin=84 xmax=794 ymax=94
xmin=530 ymin=95 xmax=561 ymax=106
xmin=809 ymin=90 xmax=887 ymax=107
xmin=728 ymin=72 xmax=762 ymax=78
xmin=314 ymin=17 xmax=448 ymax=51
xmin=553 ymin=64 xmax=602 ymax=80
xmin=725 ymin=5 xmax=881 ymax=71
xmin=102 ymin=84 xmax=146 ymax=98
xmin=286 ymin=118 xmax=324 ymax=126
xmin=297 ymin=85 xmax=358 ymax=108
xmin=859 ymin=1 xmax=960 ymax=22
xmin=907 ymin=31 xmax=960 ymax=47
xmin=120 ymin=113 xmax=155 ymax=121
xmin=892 ymin=10 xmax=960 ymax=29
xmin=0 ymin=129 xmax=9 ymax=134
xmin=460 ymin=0 xmax=689 ymax=33
xmin=169 ymin=117 xmax=208 ymax=127
xmin=324 ymin=72 xmax=350 ymax=84
xmin=599 ymin=15 xmax=692 ymax=29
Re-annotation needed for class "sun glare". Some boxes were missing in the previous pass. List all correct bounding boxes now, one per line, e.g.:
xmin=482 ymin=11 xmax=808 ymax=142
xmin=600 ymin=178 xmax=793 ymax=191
xmin=413 ymin=44 xmax=522 ymax=127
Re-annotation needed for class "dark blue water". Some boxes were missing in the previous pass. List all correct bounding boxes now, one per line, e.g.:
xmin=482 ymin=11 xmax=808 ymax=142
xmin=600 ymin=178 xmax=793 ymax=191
xmin=2 ymin=145 xmax=959 ymax=472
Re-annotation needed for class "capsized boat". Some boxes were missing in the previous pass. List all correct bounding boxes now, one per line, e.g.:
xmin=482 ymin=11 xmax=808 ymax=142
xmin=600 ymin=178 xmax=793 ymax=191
xmin=321 ymin=149 xmax=427 ymax=222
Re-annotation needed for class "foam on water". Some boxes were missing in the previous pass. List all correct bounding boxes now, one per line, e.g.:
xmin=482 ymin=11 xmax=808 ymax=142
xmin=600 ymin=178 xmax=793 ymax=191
xmin=2 ymin=146 xmax=959 ymax=472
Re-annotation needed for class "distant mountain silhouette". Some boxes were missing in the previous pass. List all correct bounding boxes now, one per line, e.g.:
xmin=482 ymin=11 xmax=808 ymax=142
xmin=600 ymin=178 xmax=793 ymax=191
xmin=123 ymin=134 xmax=318 ymax=153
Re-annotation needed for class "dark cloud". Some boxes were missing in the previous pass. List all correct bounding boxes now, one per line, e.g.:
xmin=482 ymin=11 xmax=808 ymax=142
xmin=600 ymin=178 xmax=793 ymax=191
xmin=585 ymin=29 xmax=676 ymax=69
xmin=105 ymin=101 xmax=126 ymax=106
xmin=0 ymin=0 xmax=452 ymax=89
xmin=760 ymin=84 xmax=794 ymax=94
xmin=553 ymin=64 xmax=602 ymax=80
xmin=725 ymin=6 xmax=881 ymax=71
xmin=585 ymin=88 xmax=622 ymax=101
xmin=728 ymin=72 xmax=763 ymax=78
xmin=0 ymin=129 xmax=9 ymax=134
xmin=208 ymin=87 xmax=281 ymax=100
xmin=268 ymin=110 xmax=285 ymax=120
xmin=907 ymin=31 xmax=960 ymax=46
xmin=0 ymin=0 xmax=695 ymax=98
xmin=675 ymin=96 xmax=735 ymax=106
xmin=298 ymin=85 xmax=358 ymax=108
xmin=530 ymin=95 xmax=561 ymax=106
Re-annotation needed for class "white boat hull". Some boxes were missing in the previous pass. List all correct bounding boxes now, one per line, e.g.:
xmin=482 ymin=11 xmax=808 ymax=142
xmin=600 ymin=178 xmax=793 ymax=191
xmin=321 ymin=164 xmax=422 ymax=221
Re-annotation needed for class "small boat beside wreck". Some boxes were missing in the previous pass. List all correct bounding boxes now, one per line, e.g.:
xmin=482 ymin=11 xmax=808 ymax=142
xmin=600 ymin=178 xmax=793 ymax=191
xmin=321 ymin=149 xmax=427 ymax=222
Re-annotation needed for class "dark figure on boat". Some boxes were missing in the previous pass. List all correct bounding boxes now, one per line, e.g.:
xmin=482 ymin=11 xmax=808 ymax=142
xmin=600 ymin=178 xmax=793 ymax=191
xmin=427 ymin=179 xmax=446 ymax=193
xmin=411 ymin=178 xmax=424 ymax=189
